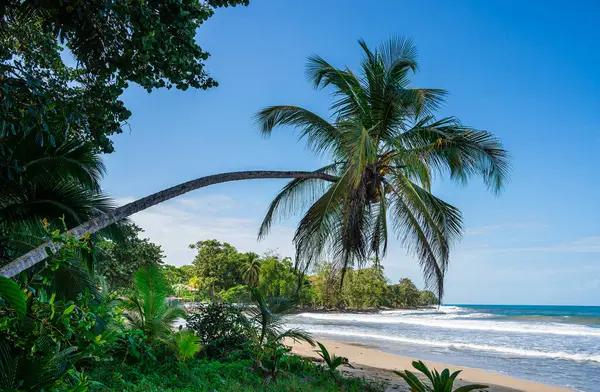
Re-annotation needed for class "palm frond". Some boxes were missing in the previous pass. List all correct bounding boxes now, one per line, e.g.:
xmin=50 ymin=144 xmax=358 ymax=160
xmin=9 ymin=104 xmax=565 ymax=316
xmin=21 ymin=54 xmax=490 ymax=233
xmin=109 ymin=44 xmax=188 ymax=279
xmin=293 ymin=170 xmax=353 ymax=272
xmin=305 ymin=55 xmax=369 ymax=121
xmin=133 ymin=265 xmax=170 ymax=321
xmin=399 ymin=117 xmax=510 ymax=194
xmin=272 ymin=328 xmax=314 ymax=346
xmin=387 ymin=185 xmax=446 ymax=299
xmin=256 ymin=105 xmax=341 ymax=157
xmin=258 ymin=164 xmax=338 ymax=240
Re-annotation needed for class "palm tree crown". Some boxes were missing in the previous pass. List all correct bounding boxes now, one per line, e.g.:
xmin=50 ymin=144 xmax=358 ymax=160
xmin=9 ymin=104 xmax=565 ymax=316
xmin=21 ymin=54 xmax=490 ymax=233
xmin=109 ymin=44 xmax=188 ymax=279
xmin=256 ymin=37 xmax=510 ymax=298
xmin=242 ymin=253 xmax=261 ymax=287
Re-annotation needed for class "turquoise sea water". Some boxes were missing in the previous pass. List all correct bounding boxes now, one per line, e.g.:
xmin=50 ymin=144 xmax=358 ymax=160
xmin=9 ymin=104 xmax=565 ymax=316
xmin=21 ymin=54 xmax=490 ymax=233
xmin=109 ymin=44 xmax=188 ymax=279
xmin=286 ymin=304 xmax=600 ymax=391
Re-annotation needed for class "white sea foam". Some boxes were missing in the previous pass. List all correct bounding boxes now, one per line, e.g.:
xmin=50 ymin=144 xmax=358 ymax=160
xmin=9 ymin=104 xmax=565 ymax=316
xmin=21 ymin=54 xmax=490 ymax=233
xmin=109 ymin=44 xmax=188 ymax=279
xmin=293 ymin=312 xmax=600 ymax=337
xmin=303 ymin=328 xmax=600 ymax=363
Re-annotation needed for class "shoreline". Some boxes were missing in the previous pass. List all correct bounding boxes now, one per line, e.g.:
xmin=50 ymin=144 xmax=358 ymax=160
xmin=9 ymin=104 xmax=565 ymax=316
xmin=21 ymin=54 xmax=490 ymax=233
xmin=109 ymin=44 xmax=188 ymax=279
xmin=288 ymin=338 xmax=571 ymax=392
xmin=288 ymin=305 xmax=438 ymax=314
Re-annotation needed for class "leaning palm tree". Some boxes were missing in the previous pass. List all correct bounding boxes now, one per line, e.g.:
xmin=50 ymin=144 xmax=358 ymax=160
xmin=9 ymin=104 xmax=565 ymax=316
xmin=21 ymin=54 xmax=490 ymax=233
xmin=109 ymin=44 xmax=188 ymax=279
xmin=0 ymin=38 xmax=508 ymax=302
xmin=121 ymin=265 xmax=186 ymax=342
xmin=241 ymin=253 xmax=261 ymax=287
xmin=255 ymin=37 xmax=509 ymax=298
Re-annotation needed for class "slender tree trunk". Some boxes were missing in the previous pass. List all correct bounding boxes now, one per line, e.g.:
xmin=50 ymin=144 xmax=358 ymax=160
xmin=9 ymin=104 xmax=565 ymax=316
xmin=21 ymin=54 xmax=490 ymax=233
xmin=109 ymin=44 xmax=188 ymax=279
xmin=0 ymin=170 xmax=337 ymax=278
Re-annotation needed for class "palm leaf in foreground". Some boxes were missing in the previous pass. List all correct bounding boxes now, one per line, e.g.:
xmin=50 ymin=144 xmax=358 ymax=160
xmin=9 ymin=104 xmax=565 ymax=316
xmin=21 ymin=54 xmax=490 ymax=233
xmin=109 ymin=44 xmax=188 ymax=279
xmin=394 ymin=360 xmax=488 ymax=392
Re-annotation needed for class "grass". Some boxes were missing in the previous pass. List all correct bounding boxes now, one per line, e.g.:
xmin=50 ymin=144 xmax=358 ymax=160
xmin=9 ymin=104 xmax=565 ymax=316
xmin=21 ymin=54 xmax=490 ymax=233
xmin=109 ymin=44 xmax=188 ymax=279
xmin=88 ymin=354 xmax=384 ymax=392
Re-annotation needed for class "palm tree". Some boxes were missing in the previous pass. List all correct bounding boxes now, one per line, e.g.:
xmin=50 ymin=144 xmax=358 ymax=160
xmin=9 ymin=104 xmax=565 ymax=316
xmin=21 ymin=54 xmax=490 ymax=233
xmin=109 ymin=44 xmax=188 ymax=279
xmin=241 ymin=253 xmax=261 ymax=287
xmin=121 ymin=265 xmax=186 ymax=342
xmin=1 ymin=38 xmax=509 ymax=301
xmin=247 ymin=287 xmax=314 ymax=349
xmin=255 ymin=37 xmax=509 ymax=297
xmin=247 ymin=286 xmax=314 ymax=381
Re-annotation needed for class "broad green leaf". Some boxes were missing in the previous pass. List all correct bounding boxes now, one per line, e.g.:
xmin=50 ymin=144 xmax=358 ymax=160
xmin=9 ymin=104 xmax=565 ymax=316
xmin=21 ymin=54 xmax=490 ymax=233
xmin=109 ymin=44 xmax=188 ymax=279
xmin=0 ymin=276 xmax=26 ymax=319
xmin=63 ymin=304 xmax=76 ymax=315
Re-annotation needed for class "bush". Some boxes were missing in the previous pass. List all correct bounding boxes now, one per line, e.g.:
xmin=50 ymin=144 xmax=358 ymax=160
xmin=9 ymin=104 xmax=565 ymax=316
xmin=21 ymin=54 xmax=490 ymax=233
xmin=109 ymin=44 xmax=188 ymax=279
xmin=108 ymin=329 xmax=157 ymax=369
xmin=394 ymin=360 xmax=488 ymax=392
xmin=220 ymin=285 xmax=251 ymax=304
xmin=89 ymin=356 xmax=384 ymax=392
xmin=186 ymin=302 xmax=250 ymax=358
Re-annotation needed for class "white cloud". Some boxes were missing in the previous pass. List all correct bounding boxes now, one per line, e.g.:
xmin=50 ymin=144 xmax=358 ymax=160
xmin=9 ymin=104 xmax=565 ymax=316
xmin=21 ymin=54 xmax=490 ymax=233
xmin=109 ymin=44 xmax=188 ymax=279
xmin=118 ymin=194 xmax=297 ymax=266
xmin=513 ymin=236 xmax=600 ymax=253
xmin=464 ymin=221 xmax=548 ymax=236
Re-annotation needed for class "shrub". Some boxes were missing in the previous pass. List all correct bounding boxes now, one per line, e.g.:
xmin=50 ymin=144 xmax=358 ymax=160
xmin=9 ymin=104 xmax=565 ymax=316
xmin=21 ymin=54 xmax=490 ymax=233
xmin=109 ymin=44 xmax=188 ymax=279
xmin=316 ymin=342 xmax=348 ymax=374
xmin=220 ymin=285 xmax=251 ymax=304
xmin=108 ymin=329 xmax=157 ymax=368
xmin=0 ymin=228 xmax=120 ymax=390
xmin=169 ymin=329 xmax=202 ymax=363
xmin=394 ymin=360 xmax=488 ymax=392
xmin=186 ymin=302 xmax=250 ymax=358
xmin=121 ymin=266 xmax=186 ymax=344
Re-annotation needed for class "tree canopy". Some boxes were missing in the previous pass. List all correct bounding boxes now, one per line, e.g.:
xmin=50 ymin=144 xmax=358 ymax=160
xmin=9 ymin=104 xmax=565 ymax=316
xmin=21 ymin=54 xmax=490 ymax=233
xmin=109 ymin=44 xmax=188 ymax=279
xmin=0 ymin=0 xmax=249 ymax=175
xmin=95 ymin=221 xmax=165 ymax=289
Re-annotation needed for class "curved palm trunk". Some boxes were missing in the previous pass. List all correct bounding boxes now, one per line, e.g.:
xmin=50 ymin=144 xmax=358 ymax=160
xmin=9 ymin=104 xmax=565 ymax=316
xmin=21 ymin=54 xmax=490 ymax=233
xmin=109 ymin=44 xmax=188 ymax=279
xmin=0 ymin=170 xmax=337 ymax=278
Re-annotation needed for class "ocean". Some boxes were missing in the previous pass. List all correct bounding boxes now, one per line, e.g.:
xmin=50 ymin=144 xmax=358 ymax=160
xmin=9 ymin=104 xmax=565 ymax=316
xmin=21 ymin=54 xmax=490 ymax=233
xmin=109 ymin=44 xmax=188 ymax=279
xmin=285 ymin=304 xmax=600 ymax=391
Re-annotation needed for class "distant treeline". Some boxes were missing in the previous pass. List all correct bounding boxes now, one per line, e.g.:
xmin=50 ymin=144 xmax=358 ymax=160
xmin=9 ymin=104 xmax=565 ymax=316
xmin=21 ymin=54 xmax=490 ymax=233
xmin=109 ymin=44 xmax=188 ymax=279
xmin=162 ymin=239 xmax=439 ymax=309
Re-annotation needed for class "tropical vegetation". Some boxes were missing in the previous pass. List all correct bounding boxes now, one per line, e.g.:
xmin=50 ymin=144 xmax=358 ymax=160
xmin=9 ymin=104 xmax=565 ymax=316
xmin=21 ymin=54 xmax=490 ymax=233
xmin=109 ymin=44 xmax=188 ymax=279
xmin=168 ymin=239 xmax=439 ymax=309
xmin=0 ymin=1 xmax=508 ymax=390
xmin=395 ymin=360 xmax=489 ymax=392
xmin=1 ymin=40 xmax=508 ymax=301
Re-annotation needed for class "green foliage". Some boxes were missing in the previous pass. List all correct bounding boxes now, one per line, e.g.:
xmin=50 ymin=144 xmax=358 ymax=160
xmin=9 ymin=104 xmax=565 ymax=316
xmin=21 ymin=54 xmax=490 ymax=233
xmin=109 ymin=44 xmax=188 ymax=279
xmin=0 ymin=276 xmax=25 ymax=319
xmin=0 ymin=229 xmax=113 ymax=390
xmin=258 ymin=255 xmax=303 ymax=300
xmin=163 ymin=265 xmax=195 ymax=287
xmin=248 ymin=287 xmax=314 ymax=348
xmin=387 ymin=278 xmax=421 ymax=308
xmin=419 ymin=290 xmax=439 ymax=306
xmin=0 ymin=0 xmax=249 ymax=164
xmin=257 ymin=36 xmax=509 ymax=299
xmin=169 ymin=330 xmax=202 ymax=363
xmin=315 ymin=342 xmax=348 ymax=374
xmin=186 ymin=302 xmax=250 ymax=359
xmin=168 ymin=240 xmax=437 ymax=310
xmin=241 ymin=253 xmax=261 ymax=287
xmin=121 ymin=266 xmax=186 ymax=343
xmin=310 ymin=260 xmax=437 ymax=309
xmin=107 ymin=329 xmax=157 ymax=371
xmin=189 ymin=240 xmax=245 ymax=296
xmin=0 ymin=339 xmax=80 ymax=391
xmin=96 ymin=222 xmax=165 ymax=289
xmin=0 ymin=128 xmax=117 ymax=266
xmin=394 ymin=361 xmax=488 ymax=392
xmin=220 ymin=285 xmax=251 ymax=304
xmin=88 ymin=356 xmax=383 ymax=392
xmin=341 ymin=264 xmax=387 ymax=308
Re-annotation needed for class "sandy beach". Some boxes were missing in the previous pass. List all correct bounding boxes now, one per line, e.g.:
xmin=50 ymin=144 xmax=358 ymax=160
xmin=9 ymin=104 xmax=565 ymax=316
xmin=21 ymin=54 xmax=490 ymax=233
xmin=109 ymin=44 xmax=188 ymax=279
xmin=288 ymin=338 xmax=571 ymax=392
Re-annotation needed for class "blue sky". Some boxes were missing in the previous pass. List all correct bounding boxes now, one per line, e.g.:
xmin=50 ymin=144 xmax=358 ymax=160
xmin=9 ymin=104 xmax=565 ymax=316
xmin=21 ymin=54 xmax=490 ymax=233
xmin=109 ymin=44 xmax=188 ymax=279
xmin=102 ymin=0 xmax=600 ymax=305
